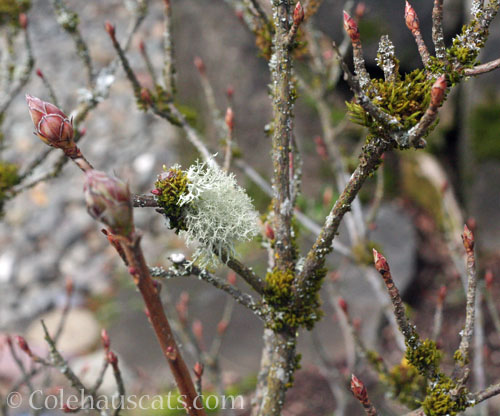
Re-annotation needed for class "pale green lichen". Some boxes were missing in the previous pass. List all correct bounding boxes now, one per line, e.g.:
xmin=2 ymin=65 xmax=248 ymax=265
xmin=173 ymin=160 xmax=260 ymax=268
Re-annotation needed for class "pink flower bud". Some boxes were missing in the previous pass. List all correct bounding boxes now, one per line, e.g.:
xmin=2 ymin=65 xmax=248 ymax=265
xmin=225 ymin=107 xmax=234 ymax=131
xmin=84 ymin=170 xmax=133 ymax=237
xmin=192 ymin=319 xmax=203 ymax=344
xmin=373 ymin=249 xmax=390 ymax=275
xmin=350 ymin=374 xmax=368 ymax=401
xmin=405 ymin=1 xmax=420 ymax=32
xmin=151 ymin=188 xmax=161 ymax=196
xmin=430 ymin=75 xmax=447 ymax=108
xmin=26 ymin=95 xmax=74 ymax=149
xmin=217 ymin=320 xmax=229 ymax=335
xmin=293 ymin=2 xmax=305 ymax=26
xmin=35 ymin=68 xmax=44 ymax=79
xmin=338 ymin=297 xmax=348 ymax=315
xmin=193 ymin=362 xmax=204 ymax=378
xmin=19 ymin=13 xmax=27 ymax=29
xmin=485 ymin=270 xmax=493 ymax=290
xmin=194 ymin=56 xmax=205 ymax=75
xmin=226 ymin=85 xmax=234 ymax=99
xmin=343 ymin=11 xmax=360 ymax=42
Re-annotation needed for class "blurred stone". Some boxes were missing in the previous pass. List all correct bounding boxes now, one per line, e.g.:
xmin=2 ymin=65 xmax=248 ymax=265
xmin=26 ymin=308 xmax=100 ymax=356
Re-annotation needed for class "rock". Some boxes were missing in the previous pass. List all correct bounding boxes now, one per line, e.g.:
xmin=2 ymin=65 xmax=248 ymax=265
xmin=26 ymin=308 xmax=100 ymax=356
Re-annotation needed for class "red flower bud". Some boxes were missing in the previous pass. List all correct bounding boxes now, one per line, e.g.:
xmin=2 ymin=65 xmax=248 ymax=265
xmin=293 ymin=2 xmax=305 ymax=26
xmin=36 ymin=68 xmax=44 ymax=79
xmin=226 ymin=85 xmax=234 ymax=99
xmin=19 ymin=13 xmax=27 ymax=29
xmin=107 ymin=350 xmax=118 ymax=366
xmin=265 ymin=223 xmax=275 ymax=240
xmin=405 ymin=1 xmax=420 ymax=32
xmin=194 ymin=56 xmax=205 ymax=75
xmin=151 ymin=188 xmax=161 ymax=196
xmin=225 ymin=107 xmax=234 ymax=131
xmin=430 ymin=75 xmax=447 ymax=108
xmin=350 ymin=374 xmax=368 ymax=401
xmin=485 ymin=269 xmax=493 ymax=290
xmin=438 ymin=285 xmax=447 ymax=304
xmin=16 ymin=335 xmax=32 ymax=356
xmin=139 ymin=40 xmax=145 ymax=53
xmin=343 ymin=11 xmax=360 ymax=42
xmin=84 ymin=170 xmax=133 ymax=237
xmin=101 ymin=329 xmax=110 ymax=350
xmin=192 ymin=319 xmax=203 ymax=345
xmin=462 ymin=224 xmax=474 ymax=252
xmin=104 ymin=21 xmax=115 ymax=39
xmin=314 ymin=135 xmax=328 ymax=161
xmin=26 ymin=95 xmax=74 ymax=149
xmin=193 ymin=362 xmax=204 ymax=378
xmin=373 ymin=249 xmax=390 ymax=275
xmin=338 ymin=297 xmax=348 ymax=315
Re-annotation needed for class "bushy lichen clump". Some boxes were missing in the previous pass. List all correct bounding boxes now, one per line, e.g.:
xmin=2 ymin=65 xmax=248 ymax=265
xmin=0 ymin=161 xmax=19 ymax=216
xmin=264 ymin=266 xmax=324 ymax=330
xmin=154 ymin=161 xmax=259 ymax=268
xmin=401 ymin=336 xmax=471 ymax=415
xmin=347 ymin=69 xmax=432 ymax=133
xmin=421 ymin=377 xmax=469 ymax=416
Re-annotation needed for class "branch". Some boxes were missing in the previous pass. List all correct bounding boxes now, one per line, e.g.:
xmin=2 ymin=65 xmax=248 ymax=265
xmin=464 ymin=57 xmax=500 ymax=76
xmin=431 ymin=0 xmax=446 ymax=61
xmin=150 ymin=260 xmax=263 ymax=314
xmin=453 ymin=225 xmax=477 ymax=380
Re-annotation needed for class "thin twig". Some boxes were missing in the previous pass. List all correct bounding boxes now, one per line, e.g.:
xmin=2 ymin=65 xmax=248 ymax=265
xmin=162 ymin=0 xmax=176 ymax=95
xmin=453 ymin=225 xmax=477 ymax=381
xmin=150 ymin=260 xmax=263 ymax=315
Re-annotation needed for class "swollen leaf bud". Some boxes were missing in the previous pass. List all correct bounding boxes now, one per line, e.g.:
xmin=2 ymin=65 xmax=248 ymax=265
xmin=293 ymin=2 xmax=305 ymax=26
xmin=350 ymin=374 xmax=368 ymax=401
xmin=217 ymin=320 xmax=229 ymax=335
xmin=355 ymin=3 xmax=366 ymax=20
xmin=405 ymin=1 xmax=420 ymax=32
xmin=373 ymin=249 xmax=390 ymax=275
xmin=227 ymin=271 xmax=237 ymax=285
xmin=430 ymin=75 xmax=447 ymax=108
xmin=84 ymin=170 xmax=133 ymax=237
xmin=343 ymin=11 xmax=360 ymax=42
xmin=26 ymin=95 xmax=75 ymax=150
xmin=462 ymin=224 xmax=474 ymax=252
